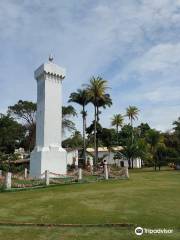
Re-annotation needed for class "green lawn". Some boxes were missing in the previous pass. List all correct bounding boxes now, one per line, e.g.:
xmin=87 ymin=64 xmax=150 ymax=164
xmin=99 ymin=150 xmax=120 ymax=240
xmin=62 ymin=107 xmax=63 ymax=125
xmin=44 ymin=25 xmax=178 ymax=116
xmin=0 ymin=169 xmax=180 ymax=239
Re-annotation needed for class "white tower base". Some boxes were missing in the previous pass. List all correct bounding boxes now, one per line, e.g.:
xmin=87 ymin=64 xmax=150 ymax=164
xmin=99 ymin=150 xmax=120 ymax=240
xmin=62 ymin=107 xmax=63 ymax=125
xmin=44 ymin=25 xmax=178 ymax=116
xmin=30 ymin=146 xmax=67 ymax=178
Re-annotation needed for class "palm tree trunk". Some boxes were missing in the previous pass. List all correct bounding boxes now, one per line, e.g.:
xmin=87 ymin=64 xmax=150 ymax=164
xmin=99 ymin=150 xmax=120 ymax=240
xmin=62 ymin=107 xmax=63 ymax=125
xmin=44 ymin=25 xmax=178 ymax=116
xmin=82 ymin=105 xmax=86 ymax=167
xmin=94 ymin=105 xmax=97 ymax=165
xmin=154 ymin=157 xmax=157 ymax=171
xmin=130 ymin=118 xmax=134 ymax=168
xmin=96 ymin=106 xmax=99 ymax=164
xmin=131 ymin=118 xmax=133 ymax=144
xmin=132 ymin=158 xmax=134 ymax=169
xmin=128 ymin=158 xmax=131 ymax=169
xmin=116 ymin=125 xmax=119 ymax=145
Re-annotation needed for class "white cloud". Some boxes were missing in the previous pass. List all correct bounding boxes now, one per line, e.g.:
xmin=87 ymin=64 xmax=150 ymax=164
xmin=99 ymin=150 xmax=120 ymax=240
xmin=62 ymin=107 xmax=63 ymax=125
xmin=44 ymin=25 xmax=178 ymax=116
xmin=118 ymin=42 xmax=180 ymax=103
xmin=130 ymin=43 xmax=180 ymax=76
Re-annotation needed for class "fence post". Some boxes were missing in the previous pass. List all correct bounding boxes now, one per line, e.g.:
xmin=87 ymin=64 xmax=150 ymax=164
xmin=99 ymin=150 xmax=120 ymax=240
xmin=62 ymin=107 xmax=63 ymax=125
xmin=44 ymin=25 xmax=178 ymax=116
xmin=124 ymin=167 xmax=129 ymax=179
xmin=104 ymin=162 xmax=109 ymax=180
xmin=24 ymin=168 xmax=28 ymax=179
xmin=45 ymin=170 xmax=49 ymax=186
xmin=5 ymin=172 xmax=12 ymax=190
xmin=90 ymin=159 xmax=93 ymax=175
xmin=90 ymin=165 xmax=93 ymax=175
xmin=78 ymin=168 xmax=82 ymax=180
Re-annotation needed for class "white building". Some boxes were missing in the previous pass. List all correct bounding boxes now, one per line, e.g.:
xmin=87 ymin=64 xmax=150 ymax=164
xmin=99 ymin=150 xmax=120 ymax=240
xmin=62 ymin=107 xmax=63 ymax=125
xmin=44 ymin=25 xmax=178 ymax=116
xmin=86 ymin=147 xmax=142 ymax=168
xmin=66 ymin=148 xmax=78 ymax=166
xmin=66 ymin=147 xmax=142 ymax=168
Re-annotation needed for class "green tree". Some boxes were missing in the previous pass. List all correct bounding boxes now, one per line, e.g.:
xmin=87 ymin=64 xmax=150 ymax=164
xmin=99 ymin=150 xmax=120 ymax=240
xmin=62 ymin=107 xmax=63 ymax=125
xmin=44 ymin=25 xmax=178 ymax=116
xmin=136 ymin=138 xmax=149 ymax=167
xmin=62 ymin=131 xmax=83 ymax=148
xmin=146 ymin=129 xmax=161 ymax=170
xmin=8 ymin=100 xmax=36 ymax=151
xmin=62 ymin=105 xmax=77 ymax=134
xmin=111 ymin=114 xmax=124 ymax=144
xmin=86 ymin=121 xmax=103 ymax=147
xmin=155 ymin=143 xmax=167 ymax=170
xmin=99 ymin=128 xmax=114 ymax=162
xmin=173 ymin=117 xmax=180 ymax=153
xmin=69 ymin=89 xmax=90 ymax=166
xmin=0 ymin=114 xmax=25 ymax=154
xmin=85 ymin=76 xmax=110 ymax=165
xmin=120 ymin=141 xmax=138 ymax=168
xmin=137 ymin=123 xmax=150 ymax=138
xmin=120 ymin=136 xmax=147 ymax=169
xmin=126 ymin=106 xmax=139 ymax=143
xmin=96 ymin=93 xmax=112 ymax=159
xmin=173 ymin=117 xmax=180 ymax=135
xmin=96 ymin=94 xmax=112 ymax=122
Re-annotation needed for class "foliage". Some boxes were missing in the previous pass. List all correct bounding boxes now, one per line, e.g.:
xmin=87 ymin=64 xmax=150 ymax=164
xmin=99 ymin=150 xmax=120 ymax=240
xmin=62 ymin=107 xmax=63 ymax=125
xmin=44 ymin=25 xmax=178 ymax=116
xmin=98 ymin=128 xmax=116 ymax=149
xmin=69 ymin=88 xmax=90 ymax=110
xmin=145 ymin=129 xmax=162 ymax=170
xmin=62 ymin=105 xmax=77 ymax=117
xmin=69 ymin=88 xmax=90 ymax=165
xmin=85 ymin=76 xmax=109 ymax=106
xmin=8 ymin=100 xmax=36 ymax=125
xmin=126 ymin=105 xmax=139 ymax=126
xmin=62 ymin=105 xmax=77 ymax=134
xmin=146 ymin=129 xmax=161 ymax=148
xmin=111 ymin=114 xmax=124 ymax=144
xmin=118 ymin=124 xmax=133 ymax=145
xmin=8 ymin=100 xmax=36 ymax=151
xmin=137 ymin=123 xmax=151 ymax=138
xmin=0 ymin=114 xmax=25 ymax=154
xmin=120 ymin=139 xmax=144 ymax=168
xmin=173 ymin=117 xmax=180 ymax=135
xmin=62 ymin=131 xmax=83 ymax=148
xmin=111 ymin=114 xmax=124 ymax=131
xmin=155 ymin=143 xmax=167 ymax=169
xmin=85 ymin=76 xmax=111 ymax=164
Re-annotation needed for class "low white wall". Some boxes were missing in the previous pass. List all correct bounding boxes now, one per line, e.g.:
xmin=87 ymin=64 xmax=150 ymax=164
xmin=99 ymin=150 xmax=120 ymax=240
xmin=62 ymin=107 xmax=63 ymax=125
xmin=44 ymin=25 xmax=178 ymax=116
xmin=86 ymin=150 xmax=142 ymax=168
xmin=66 ymin=150 xmax=78 ymax=166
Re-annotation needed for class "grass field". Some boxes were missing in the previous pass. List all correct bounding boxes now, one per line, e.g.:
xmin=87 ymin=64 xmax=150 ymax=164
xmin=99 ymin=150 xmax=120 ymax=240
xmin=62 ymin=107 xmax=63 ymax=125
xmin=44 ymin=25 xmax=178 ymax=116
xmin=0 ymin=169 xmax=180 ymax=239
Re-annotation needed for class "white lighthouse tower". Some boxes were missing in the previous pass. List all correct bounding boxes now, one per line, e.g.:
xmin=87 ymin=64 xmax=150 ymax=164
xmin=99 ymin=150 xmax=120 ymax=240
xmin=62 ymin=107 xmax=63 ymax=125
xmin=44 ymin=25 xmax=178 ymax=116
xmin=30 ymin=56 xmax=67 ymax=178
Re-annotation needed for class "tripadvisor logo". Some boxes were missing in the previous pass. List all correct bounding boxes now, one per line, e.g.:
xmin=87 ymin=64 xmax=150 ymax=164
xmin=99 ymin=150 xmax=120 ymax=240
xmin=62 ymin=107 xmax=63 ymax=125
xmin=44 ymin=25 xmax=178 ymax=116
xmin=135 ymin=227 xmax=143 ymax=236
xmin=135 ymin=227 xmax=173 ymax=235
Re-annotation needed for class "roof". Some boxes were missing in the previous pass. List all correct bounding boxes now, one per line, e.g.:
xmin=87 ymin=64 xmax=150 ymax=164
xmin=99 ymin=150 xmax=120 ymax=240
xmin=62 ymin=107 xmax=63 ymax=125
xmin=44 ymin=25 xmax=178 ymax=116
xmin=65 ymin=148 xmax=79 ymax=152
xmin=34 ymin=62 xmax=66 ymax=79
xmin=86 ymin=146 xmax=123 ymax=153
xmin=10 ymin=159 xmax=30 ymax=164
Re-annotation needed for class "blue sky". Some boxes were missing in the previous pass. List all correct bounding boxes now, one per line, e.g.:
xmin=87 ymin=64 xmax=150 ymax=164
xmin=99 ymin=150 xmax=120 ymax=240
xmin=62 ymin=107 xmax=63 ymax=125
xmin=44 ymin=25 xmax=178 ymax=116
xmin=0 ymin=0 xmax=180 ymax=133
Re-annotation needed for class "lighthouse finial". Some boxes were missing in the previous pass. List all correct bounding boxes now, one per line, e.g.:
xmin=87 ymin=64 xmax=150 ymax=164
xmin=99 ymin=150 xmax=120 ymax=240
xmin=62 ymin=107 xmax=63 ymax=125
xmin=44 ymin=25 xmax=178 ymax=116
xmin=49 ymin=54 xmax=54 ymax=62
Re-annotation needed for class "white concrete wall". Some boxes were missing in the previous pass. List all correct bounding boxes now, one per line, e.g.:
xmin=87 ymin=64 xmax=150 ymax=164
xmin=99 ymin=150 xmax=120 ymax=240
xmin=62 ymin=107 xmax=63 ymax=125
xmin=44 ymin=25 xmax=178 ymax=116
xmin=86 ymin=150 xmax=141 ymax=168
xmin=133 ymin=158 xmax=142 ymax=168
xmin=67 ymin=150 xmax=78 ymax=166
xmin=114 ymin=159 xmax=129 ymax=168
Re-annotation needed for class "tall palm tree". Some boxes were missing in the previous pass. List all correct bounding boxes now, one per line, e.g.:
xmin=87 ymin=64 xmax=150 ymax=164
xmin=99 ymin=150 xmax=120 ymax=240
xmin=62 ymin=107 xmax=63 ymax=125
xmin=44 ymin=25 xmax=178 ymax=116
xmin=111 ymin=114 xmax=124 ymax=144
xmin=69 ymin=89 xmax=90 ymax=166
xmin=126 ymin=106 xmax=139 ymax=143
xmin=96 ymin=93 xmax=112 ymax=160
xmin=85 ymin=76 xmax=109 ymax=165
